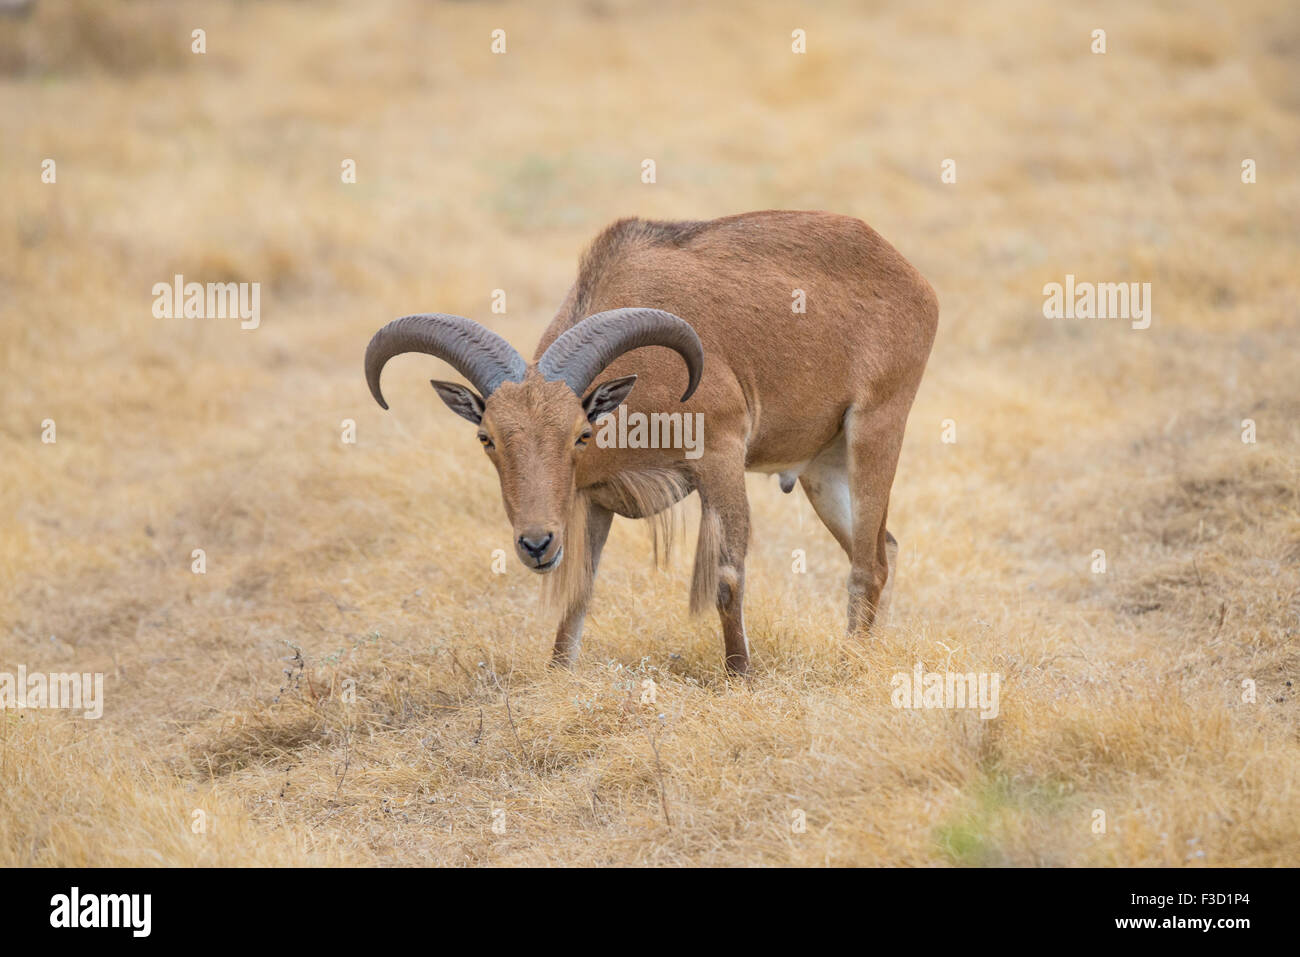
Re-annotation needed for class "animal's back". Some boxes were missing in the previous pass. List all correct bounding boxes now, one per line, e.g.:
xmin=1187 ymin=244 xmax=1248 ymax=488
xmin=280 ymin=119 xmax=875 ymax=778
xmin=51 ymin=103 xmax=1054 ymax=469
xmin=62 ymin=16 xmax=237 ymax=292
xmin=537 ymin=211 xmax=938 ymax=466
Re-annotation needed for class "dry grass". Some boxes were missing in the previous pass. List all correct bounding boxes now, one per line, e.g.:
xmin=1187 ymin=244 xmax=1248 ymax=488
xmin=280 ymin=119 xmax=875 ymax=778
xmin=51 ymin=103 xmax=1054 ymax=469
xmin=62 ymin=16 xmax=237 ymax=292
xmin=1 ymin=0 xmax=1297 ymax=866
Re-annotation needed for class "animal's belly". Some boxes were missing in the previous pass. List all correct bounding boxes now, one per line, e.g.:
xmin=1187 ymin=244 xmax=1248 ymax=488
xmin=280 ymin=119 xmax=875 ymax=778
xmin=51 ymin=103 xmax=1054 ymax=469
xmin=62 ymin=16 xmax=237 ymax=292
xmin=746 ymin=416 xmax=846 ymax=475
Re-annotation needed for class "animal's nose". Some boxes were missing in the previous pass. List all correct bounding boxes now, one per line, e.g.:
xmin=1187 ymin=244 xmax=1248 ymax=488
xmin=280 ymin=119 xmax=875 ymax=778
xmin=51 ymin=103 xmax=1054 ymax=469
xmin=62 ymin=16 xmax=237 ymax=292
xmin=517 ymin=532 xmax=554 ymax=560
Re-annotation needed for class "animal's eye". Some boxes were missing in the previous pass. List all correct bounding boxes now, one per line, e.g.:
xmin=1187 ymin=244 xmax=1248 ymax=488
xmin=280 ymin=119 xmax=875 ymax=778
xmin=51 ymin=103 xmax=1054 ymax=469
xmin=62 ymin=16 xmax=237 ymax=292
xmin=576 ymin=430 xmax=593 ymax=447
xmin=478 ymin=433 xmax=494 ymax=450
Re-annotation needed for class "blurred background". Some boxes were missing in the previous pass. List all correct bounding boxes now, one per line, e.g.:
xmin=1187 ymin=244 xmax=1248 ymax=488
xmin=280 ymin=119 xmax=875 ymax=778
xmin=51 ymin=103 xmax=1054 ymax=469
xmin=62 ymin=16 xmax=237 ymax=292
xmin=1 ymin=0 xmax=1297 ymax=866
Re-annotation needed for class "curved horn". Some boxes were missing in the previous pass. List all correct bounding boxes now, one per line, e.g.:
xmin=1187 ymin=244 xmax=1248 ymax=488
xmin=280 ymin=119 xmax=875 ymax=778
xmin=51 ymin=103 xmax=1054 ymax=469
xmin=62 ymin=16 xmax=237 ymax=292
xmin=365 ymin=314 xmax=527 ymax=410
xmin=537 ymin=308 xmax=703 ymax=402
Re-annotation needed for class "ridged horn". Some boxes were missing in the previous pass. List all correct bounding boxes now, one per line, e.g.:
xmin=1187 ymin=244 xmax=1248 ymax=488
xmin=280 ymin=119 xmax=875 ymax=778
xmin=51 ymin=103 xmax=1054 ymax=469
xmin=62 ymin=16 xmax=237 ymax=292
xmin=537 ymin=308 xmax=703 ymax=402
xmin=365 ymin=314 xmax=527 ymax=409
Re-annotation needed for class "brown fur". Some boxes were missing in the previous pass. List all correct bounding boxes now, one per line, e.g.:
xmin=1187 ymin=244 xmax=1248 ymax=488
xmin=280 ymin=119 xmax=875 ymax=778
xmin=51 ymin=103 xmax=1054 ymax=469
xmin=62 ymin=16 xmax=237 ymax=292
xmin=606 ymin=470 xmax=688 ymax=562
xmin=690 ymin=507 xmax=724 ymax=616
xmin=540 ymin=469 xmax=691 ymax=616
xmin=539 ymin=487 xmax=591 ymax=618
xmin=433 ymin=211 xmax=938 ymax=673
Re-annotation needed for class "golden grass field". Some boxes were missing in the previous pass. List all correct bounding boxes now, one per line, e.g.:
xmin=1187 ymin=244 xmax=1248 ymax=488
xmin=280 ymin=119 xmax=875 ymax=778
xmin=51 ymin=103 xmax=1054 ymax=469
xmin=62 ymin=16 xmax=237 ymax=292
xmin=1 ymin=0 xmax=1297 ymax=866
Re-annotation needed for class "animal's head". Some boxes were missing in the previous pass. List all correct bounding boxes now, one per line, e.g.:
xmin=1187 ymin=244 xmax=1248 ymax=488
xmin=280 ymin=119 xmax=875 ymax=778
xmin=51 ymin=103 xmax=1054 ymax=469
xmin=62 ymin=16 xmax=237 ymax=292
xmin=365 ymin=308 xmax=702 ymax=573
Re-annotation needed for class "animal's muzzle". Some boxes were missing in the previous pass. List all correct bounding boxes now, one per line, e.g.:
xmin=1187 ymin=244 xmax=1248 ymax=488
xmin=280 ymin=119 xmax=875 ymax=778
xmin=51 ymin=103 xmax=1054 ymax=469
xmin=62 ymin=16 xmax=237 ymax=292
xmin=516 ymin=532 xmax=562 ymax=572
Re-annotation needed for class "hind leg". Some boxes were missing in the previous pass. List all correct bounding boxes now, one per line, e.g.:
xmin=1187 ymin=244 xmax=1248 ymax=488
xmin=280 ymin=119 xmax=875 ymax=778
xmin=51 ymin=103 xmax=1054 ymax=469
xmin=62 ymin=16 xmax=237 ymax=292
xmin=799 ymin=428 xmax=901 ymax=629
xmin=844 ymin=400 xmax=908 ymax=634
xmin=876 ymin=529 xmax=900 ymax=624
xmin=798 ymin=430 xmax=853 ymax=554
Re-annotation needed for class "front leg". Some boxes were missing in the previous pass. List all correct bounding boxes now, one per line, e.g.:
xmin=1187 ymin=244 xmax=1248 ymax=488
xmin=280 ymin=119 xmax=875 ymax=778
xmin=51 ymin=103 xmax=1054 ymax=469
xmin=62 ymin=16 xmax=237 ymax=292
xmin=551 ymin=501 xmax=613 ymax=668
xmin=692 ymin=453 xmax=751 ymax=675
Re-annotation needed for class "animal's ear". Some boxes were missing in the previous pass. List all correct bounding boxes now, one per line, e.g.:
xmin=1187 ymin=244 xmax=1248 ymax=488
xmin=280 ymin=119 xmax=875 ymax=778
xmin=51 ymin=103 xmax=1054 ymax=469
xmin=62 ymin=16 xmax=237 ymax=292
xmin=581 ymin=375 xmax=637 ymax=423
xmin=430 ymin=380 xmax=485 ymax=425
